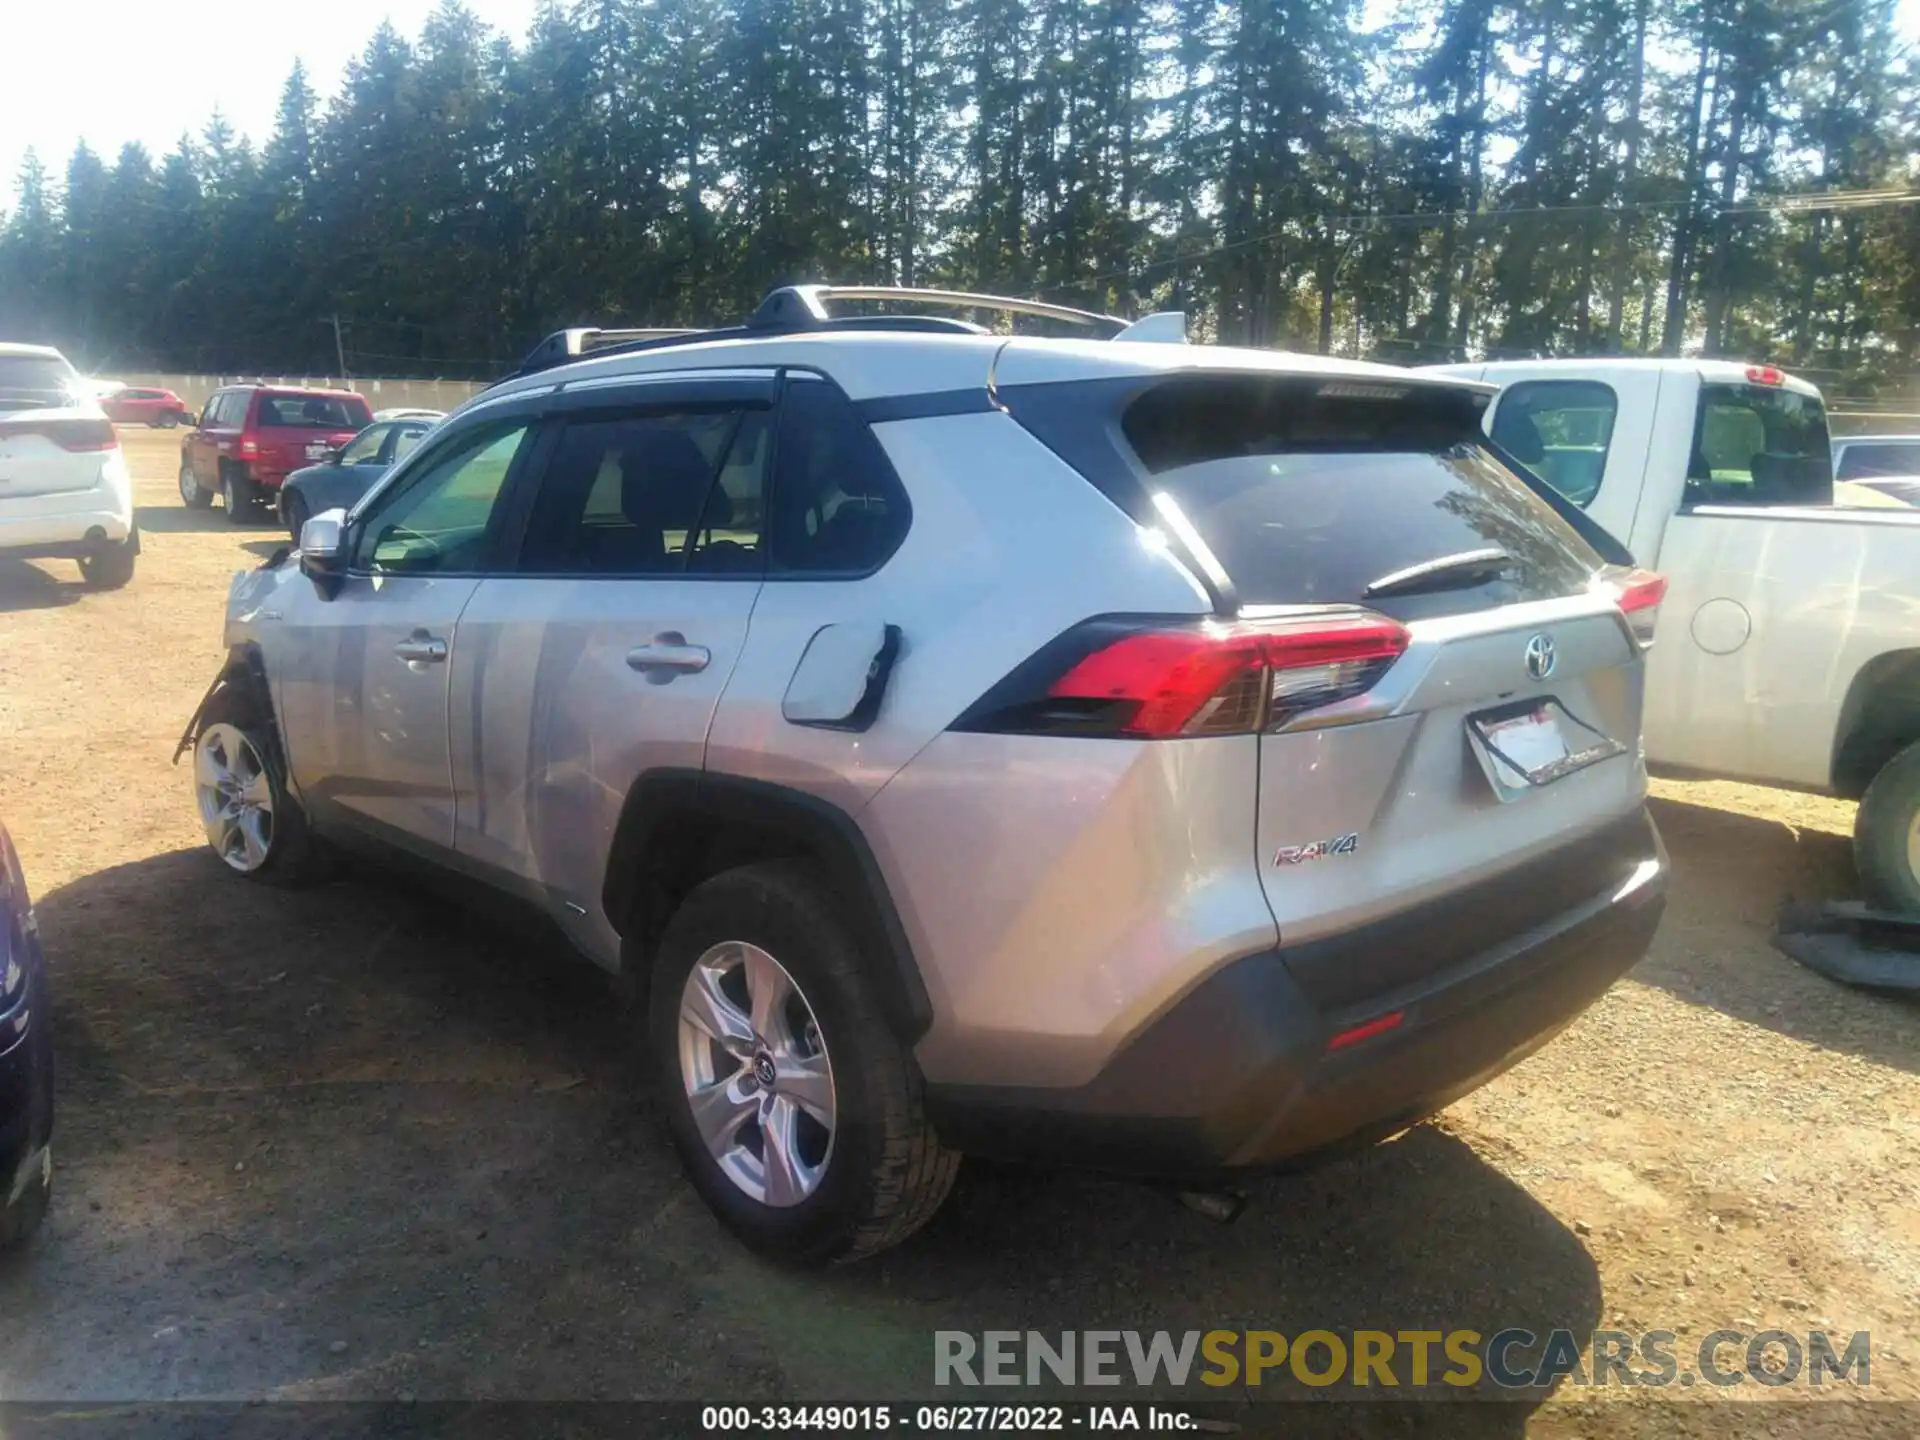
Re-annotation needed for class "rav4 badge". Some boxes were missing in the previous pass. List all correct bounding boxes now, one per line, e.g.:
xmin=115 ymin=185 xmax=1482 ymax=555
xmin=1274 ymin=832 xmax=1360 ymax=866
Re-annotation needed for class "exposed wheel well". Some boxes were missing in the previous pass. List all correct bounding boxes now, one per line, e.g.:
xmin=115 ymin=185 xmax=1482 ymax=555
xmin=603 ymin=771 xmax=932 ymax=1041
xmin=1832 ymin=649 xmax=1920 ymax=798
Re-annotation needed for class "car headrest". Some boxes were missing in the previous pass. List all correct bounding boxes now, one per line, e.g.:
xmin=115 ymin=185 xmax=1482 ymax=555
xmin=620 ymin=430 xmax=715 ymax=529
xmin=1502 ymin=412 xmax=1546 ymax=465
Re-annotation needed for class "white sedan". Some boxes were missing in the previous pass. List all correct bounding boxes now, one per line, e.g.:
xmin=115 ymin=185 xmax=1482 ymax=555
xmin=0 ymin=343 xmax=137 ymax=589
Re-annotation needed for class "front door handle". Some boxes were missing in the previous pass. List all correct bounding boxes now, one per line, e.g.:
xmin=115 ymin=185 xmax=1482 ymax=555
xmin=627 ymin=637 xmax=711 ymax=675
xmin=395 ymin=631 xmax=449 ymax=665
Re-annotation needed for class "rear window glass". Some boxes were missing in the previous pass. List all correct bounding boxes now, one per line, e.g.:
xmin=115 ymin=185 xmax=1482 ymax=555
xmin=1119 ymin=376 xmax=1603 ymax=620
xmin=0 ymin=355 xmax=74 ymax=395
xmin=1836 ymin=441 xmax=1920 ymax=481
xmin=1686 ymin=384 xmax=1831 ymax=507
xmin=256 ymin=393 xmax=374 ymax=429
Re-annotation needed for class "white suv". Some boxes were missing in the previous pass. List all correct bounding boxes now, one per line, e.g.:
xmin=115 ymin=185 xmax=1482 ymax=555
xmin=181 ymin=287 xmax=1669 ymax=1263
xmin=0 ymin=343 xmax=138 ymax=589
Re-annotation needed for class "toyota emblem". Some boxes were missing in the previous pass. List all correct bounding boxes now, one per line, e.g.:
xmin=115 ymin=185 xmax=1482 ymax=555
xmin=1524 ymin=633 xmax=1557 ymax=681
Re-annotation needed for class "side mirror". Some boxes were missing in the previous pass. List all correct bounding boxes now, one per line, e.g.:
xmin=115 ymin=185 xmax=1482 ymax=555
xmin=298 ymin=508 xmax=350 ymax=597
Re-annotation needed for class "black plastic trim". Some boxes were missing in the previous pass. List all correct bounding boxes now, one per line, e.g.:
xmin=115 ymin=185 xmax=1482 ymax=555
xmin=172 ymin=643 xmax=279 ymax=766
xmin=601 ymin=769 xmax=933 ymax=1040
xmin=853 ymin=388 xmax=998 ymax=423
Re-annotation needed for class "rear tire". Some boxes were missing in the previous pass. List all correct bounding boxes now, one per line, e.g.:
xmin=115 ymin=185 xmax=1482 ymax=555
xmin=284 ymin=492 xmax=310 ymax=547
xmin=1854 ymin=740 xmax=1920 ymax=913
xmin=221 ymin=469 xmax=256 ymax=526
xmin=0 ymin=1150 xmax=51 ymax=1252
xmin=157 ymin=411 xmax=179 ymax=430
xmin=192 ymin=688 xmax=333 ymax=886
xmin=179 ymin=460 xmax=213 ymax=509
xmin=77 ymin=533 xmax=137 ymax=590
xmin=648 ymin=861 xmax=959 ymax=1264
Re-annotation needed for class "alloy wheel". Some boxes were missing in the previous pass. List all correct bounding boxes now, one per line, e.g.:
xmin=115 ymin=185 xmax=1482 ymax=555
xmin=195 ymin=723 xmax=275 ymax=872
xmin=677 ymin=941 xmax=836 ymax=1207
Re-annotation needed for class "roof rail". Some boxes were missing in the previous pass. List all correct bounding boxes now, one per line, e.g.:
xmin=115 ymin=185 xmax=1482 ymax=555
xmin=505 ymin=285 xmax=1181 ymax=380
xmin=512 ymin=326 xmax=701 ymax=377
xmin=744 ymin=285 xmax=1128 ymax=336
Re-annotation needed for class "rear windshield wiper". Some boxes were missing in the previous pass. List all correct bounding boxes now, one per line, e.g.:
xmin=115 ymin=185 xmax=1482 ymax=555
xmin=1362 ymin=547 xmax=1511 ymax=600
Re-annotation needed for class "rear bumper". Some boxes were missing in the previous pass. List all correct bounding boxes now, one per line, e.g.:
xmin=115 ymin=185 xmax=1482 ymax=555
xmin=0 ymin=465 xmax=135 ymax=555
xmin=925 ymin=810 xmax=1667 ymax=1178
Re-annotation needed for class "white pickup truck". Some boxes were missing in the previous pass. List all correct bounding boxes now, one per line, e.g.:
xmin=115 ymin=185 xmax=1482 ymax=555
xmin=1425 ymin=357 xmax=1920 ymax=911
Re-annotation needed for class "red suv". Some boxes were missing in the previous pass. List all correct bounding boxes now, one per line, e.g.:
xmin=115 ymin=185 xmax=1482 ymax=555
xmin=102 ymin=386 xmax=192 ymax=428
xmin=178 ymin=385 xmax=373 ymax=524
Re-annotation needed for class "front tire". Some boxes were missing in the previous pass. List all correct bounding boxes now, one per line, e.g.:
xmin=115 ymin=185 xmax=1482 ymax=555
xmin=77 ymin=532 xmax=137 ymax=590
xmin=1855 ymin=740 xmax=1920 ymax=912
xmin=180 ymin=460 xmax=213 ymax=509
xmin=649 ymin=861 xmax=959 ymax=1264
xmin=192 ymin=691 xmax=331 ymax=886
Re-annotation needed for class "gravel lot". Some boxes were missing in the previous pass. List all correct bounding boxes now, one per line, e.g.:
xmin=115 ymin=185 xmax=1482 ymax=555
xmin=0 ymin=428 xmax=1914 ymax=1435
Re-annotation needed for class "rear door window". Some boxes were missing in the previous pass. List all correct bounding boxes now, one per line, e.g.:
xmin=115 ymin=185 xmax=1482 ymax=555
xmin=1489 ymin=380 xmax=1617 ymax=506
xmin=767 ymin=377 xmax=911 ymax=575
xmin=1118 ymin=375 xmax=1604 ymax=621
xmin=1686 ymin=383 xmax=1831 ymax=507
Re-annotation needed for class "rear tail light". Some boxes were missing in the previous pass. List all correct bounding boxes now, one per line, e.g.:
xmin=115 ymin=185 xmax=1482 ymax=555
xmin=239 ymin=438 xmax=259 ymax=457
xmin=953 ymin=609 xmax=1411 ymax=739
xmin=0 ymin=418 xmax=117 ymax=452
xmin=1595 ymin=566 xmax=1666 ymax=647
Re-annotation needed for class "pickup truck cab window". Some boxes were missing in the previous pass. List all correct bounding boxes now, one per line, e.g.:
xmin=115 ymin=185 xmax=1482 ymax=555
xmin=1686 ymin=382 xmax=1832 ymax=508
xmin=1489 ymin=380 xmax=1618 ymax=508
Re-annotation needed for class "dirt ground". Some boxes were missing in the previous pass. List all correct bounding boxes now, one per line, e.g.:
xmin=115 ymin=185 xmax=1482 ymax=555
xmin=0 ymin=428 xmax=1914 ymax=1435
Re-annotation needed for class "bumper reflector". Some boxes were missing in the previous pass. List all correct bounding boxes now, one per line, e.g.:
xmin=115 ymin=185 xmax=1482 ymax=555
xmin=1325 ymin=1010 xmax=1406 ymax=1052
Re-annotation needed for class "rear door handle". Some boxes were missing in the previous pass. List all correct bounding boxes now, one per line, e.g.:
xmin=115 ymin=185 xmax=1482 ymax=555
xmin=627 ymin=638 xmax=711 ymax=675
xmin=395 ymin=631 xmax=449 ymax=665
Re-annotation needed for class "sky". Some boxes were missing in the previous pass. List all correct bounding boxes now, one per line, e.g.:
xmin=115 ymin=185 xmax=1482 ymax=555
xmin=1 ymin=0 xmax=543 ymax=180
xmin=5 ymin=0 xmax=1920 ymax=193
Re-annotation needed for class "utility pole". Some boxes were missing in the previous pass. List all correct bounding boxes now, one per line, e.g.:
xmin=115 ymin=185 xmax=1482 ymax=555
xmin=328 ymin=315 xmax=350 ymax=383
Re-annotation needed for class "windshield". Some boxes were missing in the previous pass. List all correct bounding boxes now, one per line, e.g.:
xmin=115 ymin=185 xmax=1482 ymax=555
xmin=257 ymin=393 xmax=374 ymax=429
xmin=1688 ymin=383 xmax=1832 ymax=506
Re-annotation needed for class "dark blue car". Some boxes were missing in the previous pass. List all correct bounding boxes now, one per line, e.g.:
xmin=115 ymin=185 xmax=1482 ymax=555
xmin=277 ymin=416 xmax=437 ymax=542
xmin=0 ymin=820 xmax=53 ymax=1250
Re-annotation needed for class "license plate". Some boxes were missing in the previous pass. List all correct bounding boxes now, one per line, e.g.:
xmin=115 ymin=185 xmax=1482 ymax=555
xmin=305 ymin=443 xmax=330 ymax=459
xmin=1469 ymin=700 xmax=1625 ymax=800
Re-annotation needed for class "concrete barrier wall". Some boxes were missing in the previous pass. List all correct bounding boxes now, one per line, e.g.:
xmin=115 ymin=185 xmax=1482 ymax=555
xmin=107 ymin=374 xmax=486 ymax=415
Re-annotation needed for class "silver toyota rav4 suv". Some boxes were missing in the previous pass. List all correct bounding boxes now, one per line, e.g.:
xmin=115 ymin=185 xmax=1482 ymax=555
xmin=181 ymin=286 xmax=1669 ymax=1263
